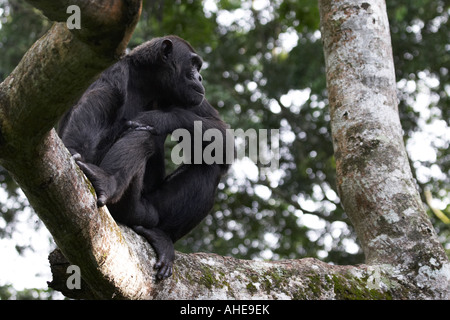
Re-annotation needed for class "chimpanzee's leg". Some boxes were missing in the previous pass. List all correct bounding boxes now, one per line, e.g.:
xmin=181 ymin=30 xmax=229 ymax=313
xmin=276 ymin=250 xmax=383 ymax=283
xmin=76 ymin=130 xmax=156 ymax=207
xmin=152 ymin=164 xmax=223 ymax=241
xmin=131 ymin=226 xmax=175 ymax=280
xmin=130 ymin=164 xmax=223 ymax=280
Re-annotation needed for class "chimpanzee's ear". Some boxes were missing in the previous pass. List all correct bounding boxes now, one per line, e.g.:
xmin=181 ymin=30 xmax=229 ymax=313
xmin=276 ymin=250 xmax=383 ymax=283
xmin=160 ymin=39 xmax=173 ymax=62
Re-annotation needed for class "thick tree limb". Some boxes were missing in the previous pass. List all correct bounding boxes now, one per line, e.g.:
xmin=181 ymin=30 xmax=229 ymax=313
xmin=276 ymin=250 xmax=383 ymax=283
xmin=47 ymin=224 xmax=445 ymax=300
xmin=26 ymin=0 xmax=141 ymax=52
xmin=46 ymin=227 xmax=398 ymax=300
xmin=0 ymin=0 xmax=448 ymax=299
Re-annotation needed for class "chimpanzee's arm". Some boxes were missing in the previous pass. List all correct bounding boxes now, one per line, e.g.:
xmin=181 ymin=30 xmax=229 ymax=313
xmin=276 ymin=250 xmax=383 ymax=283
xmin=58 ymin=82 xmax=123 ymax=164
xmin=128 ymin=100 xmax=231 ymax=170
xmin=127 ymin=104 xmax=224 ymax=136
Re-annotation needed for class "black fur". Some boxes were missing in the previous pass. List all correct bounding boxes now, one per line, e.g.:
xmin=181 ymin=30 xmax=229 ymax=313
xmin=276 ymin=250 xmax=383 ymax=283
xmin=58 ymin=36 xmax=230 ymax=279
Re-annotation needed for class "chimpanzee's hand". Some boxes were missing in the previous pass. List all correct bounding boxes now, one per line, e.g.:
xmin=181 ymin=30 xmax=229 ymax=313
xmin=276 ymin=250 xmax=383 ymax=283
xmin=126 ymin=120 xmax=159 ymax=135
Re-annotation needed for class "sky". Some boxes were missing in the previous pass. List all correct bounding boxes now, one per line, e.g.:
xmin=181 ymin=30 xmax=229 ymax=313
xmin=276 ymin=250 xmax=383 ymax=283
xmin=0 ymin=188 xmax=54 ymax=291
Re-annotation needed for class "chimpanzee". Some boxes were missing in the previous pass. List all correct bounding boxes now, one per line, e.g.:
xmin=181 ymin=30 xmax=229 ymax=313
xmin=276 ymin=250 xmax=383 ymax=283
xmin=58 ymin=36 xmax=230 ymax=279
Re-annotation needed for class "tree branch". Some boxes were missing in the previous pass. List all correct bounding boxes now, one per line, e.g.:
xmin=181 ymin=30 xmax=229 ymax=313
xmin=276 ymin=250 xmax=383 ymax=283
xmin=48 ymin=228 xmax=398 ymax=300
xmin=27 ymin=0 xmax=142 ymax=55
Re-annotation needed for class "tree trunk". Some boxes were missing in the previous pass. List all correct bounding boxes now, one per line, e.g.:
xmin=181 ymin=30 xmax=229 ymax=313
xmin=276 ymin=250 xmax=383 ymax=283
xmin=319 ymin=0 xmax=449 ymax=297
xmin=0 ymin=0 xmax=448 ymax=300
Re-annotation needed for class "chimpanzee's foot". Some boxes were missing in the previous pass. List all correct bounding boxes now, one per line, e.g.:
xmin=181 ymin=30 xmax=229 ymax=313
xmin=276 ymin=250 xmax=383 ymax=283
xmin=132 ymin=226 xmax=175 ymax=280
xmin=76 ymin=161 xmax=114 ymax=207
